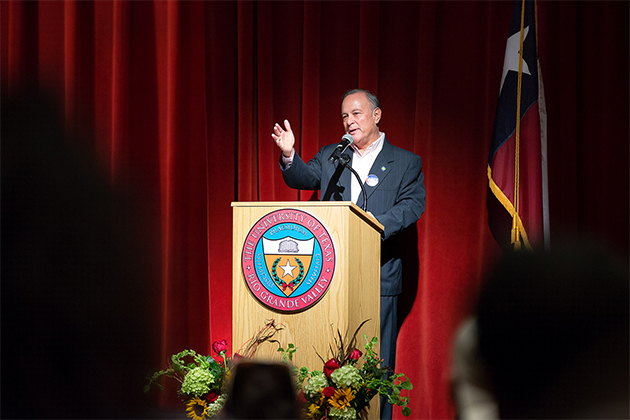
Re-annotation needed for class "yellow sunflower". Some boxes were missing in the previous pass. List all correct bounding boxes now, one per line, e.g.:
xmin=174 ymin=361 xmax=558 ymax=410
xmin=306 ymin=403 xmax=321 ymax=418
xmin=185 ymin=396 xmax=209 ymax=420
xmin=317 ymin=392 xmax=326 ymax=405
xmin=328 ymin=387 xmax=354 ymax=410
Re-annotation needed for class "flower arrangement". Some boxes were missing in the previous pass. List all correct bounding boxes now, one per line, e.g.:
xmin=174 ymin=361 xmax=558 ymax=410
xmin=145 ymin=320 xmax=412 ymax=420
xmin=143 ymin=344 xmax=228 ymax=419
xmin=294 ymin=321 xmax=413 ymax=420
xmin=144 ymin=320 xmax=284 ymax=420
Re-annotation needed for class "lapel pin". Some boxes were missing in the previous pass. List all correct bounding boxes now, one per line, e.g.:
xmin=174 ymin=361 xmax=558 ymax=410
xmin=381 ymin=166 xmax=387 ymax=171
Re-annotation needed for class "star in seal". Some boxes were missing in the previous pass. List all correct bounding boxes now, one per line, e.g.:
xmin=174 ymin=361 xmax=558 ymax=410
xmin=279 ymin=259 xmax=297 ymax=278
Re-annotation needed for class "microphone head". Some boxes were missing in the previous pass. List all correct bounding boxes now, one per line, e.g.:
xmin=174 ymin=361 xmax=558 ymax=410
xmin=342 ymin=133 xmax=354 ymax=144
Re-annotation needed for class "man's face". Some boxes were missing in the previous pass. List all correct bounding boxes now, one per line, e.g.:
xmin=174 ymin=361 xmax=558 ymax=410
xmin=341 ymin=92 xmax=381 ymax=150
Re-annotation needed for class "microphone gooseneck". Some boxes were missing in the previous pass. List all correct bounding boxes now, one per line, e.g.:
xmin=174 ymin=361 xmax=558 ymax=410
xmin=338 ymin=153 xmax=368 ymax=212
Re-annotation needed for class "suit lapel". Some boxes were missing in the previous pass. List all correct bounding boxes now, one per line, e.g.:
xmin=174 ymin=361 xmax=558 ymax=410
xmin=357 ymin=138 xmax=395 ymax=203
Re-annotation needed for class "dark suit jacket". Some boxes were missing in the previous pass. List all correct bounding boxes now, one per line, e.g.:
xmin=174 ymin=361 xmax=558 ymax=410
xmin=280 ymin=136 xmax=425 ymax=295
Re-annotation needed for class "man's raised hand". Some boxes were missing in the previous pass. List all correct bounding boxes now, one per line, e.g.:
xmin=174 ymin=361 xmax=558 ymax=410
xmin=272 ymin=119 xmax=295 ymax=158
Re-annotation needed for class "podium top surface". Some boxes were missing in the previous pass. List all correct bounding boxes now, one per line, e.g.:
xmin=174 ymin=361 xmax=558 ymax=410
xmin=231 ymin=201 xmax=384 ymax=233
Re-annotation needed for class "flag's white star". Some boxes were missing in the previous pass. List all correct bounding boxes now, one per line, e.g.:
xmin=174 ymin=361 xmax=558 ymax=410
xmin=500 ymin=26 xmax=531 ymax=94
xmin=279 ymin=259 xmax=297 ymax=278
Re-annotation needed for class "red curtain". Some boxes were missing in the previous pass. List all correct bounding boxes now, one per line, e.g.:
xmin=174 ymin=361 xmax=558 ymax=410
xmin=2 ymin=1 xmax=628 ymax=418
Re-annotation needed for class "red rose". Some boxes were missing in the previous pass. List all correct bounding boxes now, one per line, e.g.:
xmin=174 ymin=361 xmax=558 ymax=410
xmin=323 ymin=358 xmax=340 ymax=377
xmin=322 ymin=386 xmax=336 ymax=397
xmin=297 ymin=390 xmax=307 ymax=405
xmin=212 ymin=339 xmax=228 ymax=355
xmin=206 ymin=391 xmax=219 ymax=403
xmin=348 ymin=348 xmax=362 ymax=362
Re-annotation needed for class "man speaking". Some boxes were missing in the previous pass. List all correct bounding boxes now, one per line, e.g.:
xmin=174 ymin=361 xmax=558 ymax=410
xmin=272 ymin=89 xmax=425 ymax=419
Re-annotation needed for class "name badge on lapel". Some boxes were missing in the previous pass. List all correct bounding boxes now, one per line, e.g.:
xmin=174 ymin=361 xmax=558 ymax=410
xmin=366 ymin=174 xmax=379 ymax=187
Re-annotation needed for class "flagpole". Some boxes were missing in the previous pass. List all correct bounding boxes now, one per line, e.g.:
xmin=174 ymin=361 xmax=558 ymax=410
xmin=512 ymin=0 xmax=527 ymax=251
xmin=535 ymin=0 xmax=551 ymax=251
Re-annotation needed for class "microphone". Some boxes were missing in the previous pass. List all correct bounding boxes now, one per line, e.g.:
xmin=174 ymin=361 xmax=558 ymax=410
xmin=328 ymin=134 xmax=354 ymax=164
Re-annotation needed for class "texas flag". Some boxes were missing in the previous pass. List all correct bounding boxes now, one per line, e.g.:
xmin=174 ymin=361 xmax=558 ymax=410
xmin=487 ymin=0 xmax=549 ymax=251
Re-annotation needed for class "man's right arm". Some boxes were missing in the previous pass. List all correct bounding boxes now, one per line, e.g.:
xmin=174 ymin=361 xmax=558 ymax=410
xmin=280 ymin=152 xmax=294 ymax=169
xmin=279 ymin=150 xmax=323 ymax=191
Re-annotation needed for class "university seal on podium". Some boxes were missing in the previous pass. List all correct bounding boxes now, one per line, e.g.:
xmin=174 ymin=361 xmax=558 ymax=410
xmin=241 ymin=209 xmax=336 ymax=313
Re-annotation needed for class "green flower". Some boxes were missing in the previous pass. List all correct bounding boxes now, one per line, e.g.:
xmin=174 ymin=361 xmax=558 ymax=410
xmin=181 ymin=366 xmax=215 ymax=396
xmin=304 ymin=372 xmax=329 ymax=397
xmin=329 ymin=406 xmax=357 ymax=420
xmin=330 ymin=365 xmax=362 ymax=388
xmin=206 ymin=394 xmax=227 ymax=418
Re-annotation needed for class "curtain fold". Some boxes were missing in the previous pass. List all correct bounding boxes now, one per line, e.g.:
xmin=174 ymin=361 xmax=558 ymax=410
xmin=2 ymin=1 xmax=628 ymax=418
xmin=204 ymin=1 xmax=238 ymax=359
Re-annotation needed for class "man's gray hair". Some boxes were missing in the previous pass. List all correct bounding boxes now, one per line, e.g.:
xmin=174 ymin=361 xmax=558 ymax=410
xmin=343 ymin=89 xmax=381 ymax=111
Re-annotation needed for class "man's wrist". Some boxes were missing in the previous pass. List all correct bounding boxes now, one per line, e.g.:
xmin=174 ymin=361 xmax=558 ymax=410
xmin=282 ymin=149 xmax=294 ymax=159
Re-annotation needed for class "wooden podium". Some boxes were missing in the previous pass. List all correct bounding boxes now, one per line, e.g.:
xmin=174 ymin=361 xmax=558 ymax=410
xmin=232 ymin=201 xmax=383 ymax=375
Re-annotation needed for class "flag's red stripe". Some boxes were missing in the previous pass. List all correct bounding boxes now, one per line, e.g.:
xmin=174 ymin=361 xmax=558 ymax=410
xmin=490 ymin=102 xmax=543 ymax=246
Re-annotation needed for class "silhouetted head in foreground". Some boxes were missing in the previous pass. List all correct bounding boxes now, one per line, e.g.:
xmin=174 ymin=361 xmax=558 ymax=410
xmin=220 ymin=361 xmax=302 ymax=419
xmin=2 ymin=89 xmax=160 ymax=418
xmin=476 ymin=238 xmax=629 ymax=419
